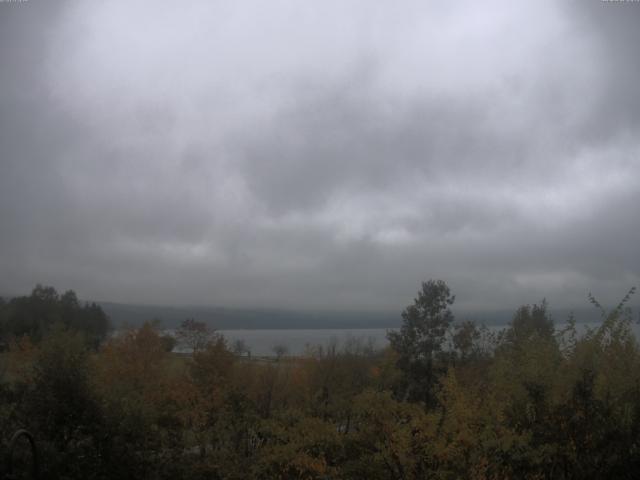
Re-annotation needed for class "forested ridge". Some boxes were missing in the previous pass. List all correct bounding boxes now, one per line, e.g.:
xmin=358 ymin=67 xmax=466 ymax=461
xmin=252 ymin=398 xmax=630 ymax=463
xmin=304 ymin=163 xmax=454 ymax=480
xmin=1 ymin=281 xmax=639 ymax=479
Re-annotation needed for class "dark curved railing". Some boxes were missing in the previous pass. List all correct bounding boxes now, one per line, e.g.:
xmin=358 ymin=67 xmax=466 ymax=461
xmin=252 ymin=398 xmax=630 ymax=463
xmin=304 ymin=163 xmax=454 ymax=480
xmin=5 ymin=429 xmax=38 ymax=480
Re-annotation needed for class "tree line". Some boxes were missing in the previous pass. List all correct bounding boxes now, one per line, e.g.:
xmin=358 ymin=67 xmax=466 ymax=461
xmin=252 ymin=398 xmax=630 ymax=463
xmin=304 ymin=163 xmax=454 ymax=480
xmin=0 ymin=281 xmax=639 ymax=479
xmin=0 ymin=285 xmax=110 ymax=348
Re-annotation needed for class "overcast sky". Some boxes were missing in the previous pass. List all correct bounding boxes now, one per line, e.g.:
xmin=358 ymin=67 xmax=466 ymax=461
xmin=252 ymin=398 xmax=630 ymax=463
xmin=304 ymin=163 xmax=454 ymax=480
xmin=1 ymin=1 xmax=639 ymax=312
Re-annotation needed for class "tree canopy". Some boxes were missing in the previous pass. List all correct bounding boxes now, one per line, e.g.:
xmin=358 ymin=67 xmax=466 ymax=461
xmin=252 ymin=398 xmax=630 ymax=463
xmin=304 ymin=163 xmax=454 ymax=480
xmin=387 ymin=279 xmax=456 ymax=405
xmin=1 ymin=281 xmax=639 ymax=479
xmin=0 ymin=284 xmax=110 ymax=347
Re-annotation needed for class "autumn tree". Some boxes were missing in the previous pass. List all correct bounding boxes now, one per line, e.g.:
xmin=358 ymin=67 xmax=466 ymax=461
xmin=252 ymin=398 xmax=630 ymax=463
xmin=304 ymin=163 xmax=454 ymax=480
xmin=176 ymin=318 xmax=214 ymax=353
xmin=25 ymin=326 xmax=105 ymax=478
xmin=232 ymin=339 xmax=251 ymax=357
xmin=503 ymin=300 xmax=554 ymax=347
xmin=93 ymin=322 xmax=179 ymax=477
xmin=452 ymin=320 xmax=481 ymax=361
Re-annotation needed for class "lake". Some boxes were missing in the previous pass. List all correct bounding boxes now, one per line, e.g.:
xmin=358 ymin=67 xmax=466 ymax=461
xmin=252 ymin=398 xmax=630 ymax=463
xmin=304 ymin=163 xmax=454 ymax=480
xmin=217 ymin=328 xmax=391 ymax=356
xmin=215 ymin=320 xmax=640 ymax=357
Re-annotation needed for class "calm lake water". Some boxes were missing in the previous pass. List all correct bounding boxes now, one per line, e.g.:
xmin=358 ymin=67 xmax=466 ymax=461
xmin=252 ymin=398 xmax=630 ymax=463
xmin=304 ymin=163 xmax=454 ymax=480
xmin=218 ymin=328 xmax=390 ymax=356
xmin=215 ymin=321 xmax=640 ymax=357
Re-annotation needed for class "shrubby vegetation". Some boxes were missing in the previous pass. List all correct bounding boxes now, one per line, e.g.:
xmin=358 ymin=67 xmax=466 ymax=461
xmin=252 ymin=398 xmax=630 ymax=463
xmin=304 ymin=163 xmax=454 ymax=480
xmin=0 ymin=282 xmax=639 ymax=479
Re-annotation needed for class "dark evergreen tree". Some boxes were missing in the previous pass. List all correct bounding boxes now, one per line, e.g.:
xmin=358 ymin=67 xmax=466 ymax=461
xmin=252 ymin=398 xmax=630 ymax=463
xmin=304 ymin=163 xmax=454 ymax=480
xmin=0 ymin=285 xmax=110 ymax=347
xmin=387 ymin=279 xmax=455 ymax=406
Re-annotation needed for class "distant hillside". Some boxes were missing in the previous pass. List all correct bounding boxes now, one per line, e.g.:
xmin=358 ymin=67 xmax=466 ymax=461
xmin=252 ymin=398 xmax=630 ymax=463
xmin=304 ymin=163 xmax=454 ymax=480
xmin=3 ymin=290 xmax=631 ymax=330
xmin=96 ymin=301 xmax=630 ymax=330
xmin=98 ymin=302 xmax=401 ymax=329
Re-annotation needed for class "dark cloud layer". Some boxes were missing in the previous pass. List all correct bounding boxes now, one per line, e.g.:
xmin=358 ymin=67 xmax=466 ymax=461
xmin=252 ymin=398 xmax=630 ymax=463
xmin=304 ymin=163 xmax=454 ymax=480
xmin=1 ymin=1 xmax=639 ymax=313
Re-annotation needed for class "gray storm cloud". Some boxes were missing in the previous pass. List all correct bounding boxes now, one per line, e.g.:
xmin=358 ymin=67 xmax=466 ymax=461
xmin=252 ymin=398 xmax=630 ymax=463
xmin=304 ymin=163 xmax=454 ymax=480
xmin=1 ymin=0 xmax=639 ymax=312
